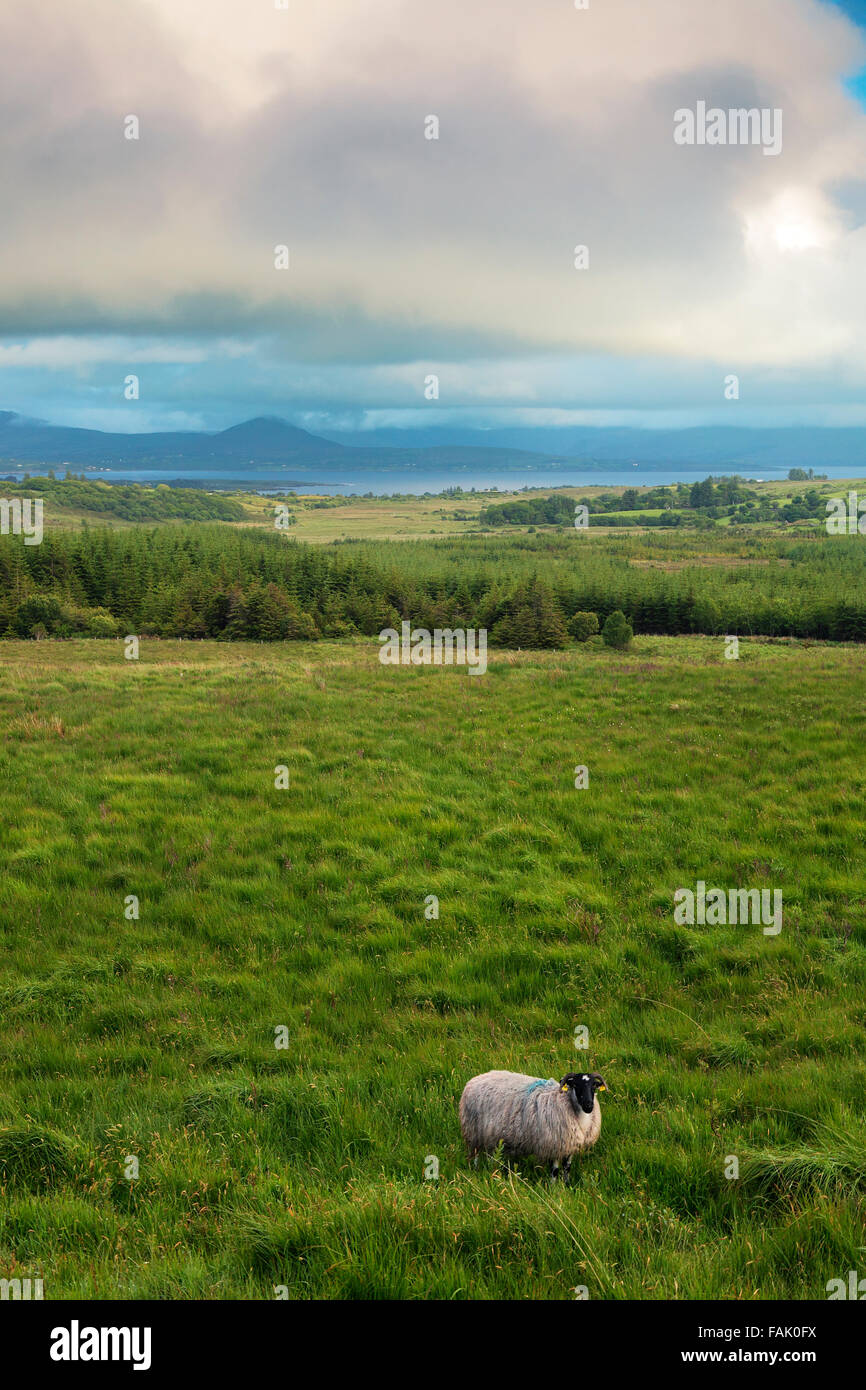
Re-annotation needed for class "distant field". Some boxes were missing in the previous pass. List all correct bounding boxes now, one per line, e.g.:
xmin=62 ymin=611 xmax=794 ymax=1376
xmin=235 ymin=477 xmax=863 ymax=544
xmin=11 ymin=474 xmax=864 ymax=542
xmin=1 ymin=637 xmax=864 ymax=1298
xmin=232 ymin=491 xmax=486 ymax=541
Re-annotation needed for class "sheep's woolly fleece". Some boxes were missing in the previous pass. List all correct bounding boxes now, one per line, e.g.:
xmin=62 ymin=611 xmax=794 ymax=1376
xmin=459 ymin=1071 xmax=601 ymax=1163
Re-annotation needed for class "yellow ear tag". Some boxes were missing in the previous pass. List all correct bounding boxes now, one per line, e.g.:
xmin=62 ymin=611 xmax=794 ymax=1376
xmin=561 ymin=1084 xmax=569 ymax=1092
xmin=598 ymin=1085 xmax=607 ymax=1092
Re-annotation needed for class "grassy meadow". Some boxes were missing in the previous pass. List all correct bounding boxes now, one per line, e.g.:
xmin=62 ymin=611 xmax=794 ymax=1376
xmin=10 ymin=472 xmax=855 ymax=542
xmin=1 ymin=634 xmax=864 ymax=1299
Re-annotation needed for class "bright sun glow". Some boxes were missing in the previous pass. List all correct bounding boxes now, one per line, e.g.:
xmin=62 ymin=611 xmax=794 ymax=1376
xmin=744 ymin=190 xmax=838 ymax=257
xmin=773 ymin=220 xmax=822 ymax=252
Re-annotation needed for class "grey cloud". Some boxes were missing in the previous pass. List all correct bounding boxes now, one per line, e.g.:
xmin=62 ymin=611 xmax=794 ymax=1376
xmin=2 ymin=0 xmax=866 ymax=419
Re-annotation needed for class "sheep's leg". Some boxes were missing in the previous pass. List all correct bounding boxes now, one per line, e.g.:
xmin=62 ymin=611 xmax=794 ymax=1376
xmin=549 ymin=1159 xmax=560 ymax=1184
xmin=562 ymin=1156 xmax=572 ymax=1185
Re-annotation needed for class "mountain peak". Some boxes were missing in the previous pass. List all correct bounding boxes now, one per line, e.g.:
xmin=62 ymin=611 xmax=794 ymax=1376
xmin=213 ymin=416 xmax=346 ymax=455
xmin=218 ymin=416 xmax=311 ymax=437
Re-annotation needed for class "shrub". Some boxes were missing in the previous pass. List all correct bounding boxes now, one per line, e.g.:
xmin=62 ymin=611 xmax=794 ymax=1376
xmin=602 ymin=609 xmax=633 ymax=649
xmin=569 ymin=611 xmax=599 ymax=642
xmin=85 ymin=608 xmax=121 ymax=637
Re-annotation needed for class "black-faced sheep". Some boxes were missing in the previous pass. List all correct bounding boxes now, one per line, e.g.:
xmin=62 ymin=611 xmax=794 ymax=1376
xmin=459 ymin=1070 xmax=606 ymax=1181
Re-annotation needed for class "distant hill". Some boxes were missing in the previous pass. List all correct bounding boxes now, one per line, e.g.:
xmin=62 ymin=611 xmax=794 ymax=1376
xmin=319 ymin=423 xmax=866 ymax=472
xmin=0 ymin=413 xmax=352 ymax=467
xmin=205 ymin=417 xmax=349 ymax=459
xmin=0 ymin=412 xmax=551 ymax=473
xmin=2 ymin=410 xmax=866 ymax=478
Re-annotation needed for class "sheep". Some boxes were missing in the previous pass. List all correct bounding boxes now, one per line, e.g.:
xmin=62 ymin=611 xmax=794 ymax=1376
xmin=459 ymin=1069 xmax=606 ymax=1182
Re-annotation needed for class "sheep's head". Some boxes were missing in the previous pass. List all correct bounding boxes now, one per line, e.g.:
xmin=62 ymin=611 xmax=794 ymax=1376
xmin=560 ymin=1072 xmax=607 ymax=1115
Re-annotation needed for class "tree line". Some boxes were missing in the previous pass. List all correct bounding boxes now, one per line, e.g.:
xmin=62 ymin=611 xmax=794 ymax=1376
xmin=479 ymin=477 xmax=833 ymax=528
xmin=0 ymin=475 xmax=245 ymax=522
xmin=1 ymin=525 xmax=864 ymax=645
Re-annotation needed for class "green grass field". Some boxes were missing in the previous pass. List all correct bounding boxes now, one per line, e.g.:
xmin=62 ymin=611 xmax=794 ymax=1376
xmin=20 ymin=474 xmax=858 ymax=543
xmin=1 ymin=635 xmax=864 ymax=1299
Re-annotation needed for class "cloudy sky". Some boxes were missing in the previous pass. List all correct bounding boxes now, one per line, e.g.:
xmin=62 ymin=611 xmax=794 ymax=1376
xmin=3 ymin=0 xmax=866 ymax=435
